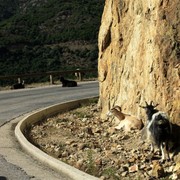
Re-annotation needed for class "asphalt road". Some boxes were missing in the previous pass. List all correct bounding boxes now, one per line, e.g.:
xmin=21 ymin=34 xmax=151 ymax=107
xmin=0 ymin=81 xmax=99 ymax=180
xmin=0 ymin=81 xmax=99 ymax=126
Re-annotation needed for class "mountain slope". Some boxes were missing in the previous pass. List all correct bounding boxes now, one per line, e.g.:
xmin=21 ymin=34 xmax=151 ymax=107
xmin=0 ymin=0 xmax=104 ymax=82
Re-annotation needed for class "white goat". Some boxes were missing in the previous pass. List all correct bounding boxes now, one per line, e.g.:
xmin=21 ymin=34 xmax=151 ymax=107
xmin=107 ymin=105 xmax=143 ymax=132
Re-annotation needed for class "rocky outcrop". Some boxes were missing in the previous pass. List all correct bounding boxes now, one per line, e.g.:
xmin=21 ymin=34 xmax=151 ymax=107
xmin=98 ymin=0 xmax=180 ymax=124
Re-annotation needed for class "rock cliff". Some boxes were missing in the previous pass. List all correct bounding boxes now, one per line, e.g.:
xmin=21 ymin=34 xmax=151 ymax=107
xmin=98 ymin=0 xmax=180 ymax=124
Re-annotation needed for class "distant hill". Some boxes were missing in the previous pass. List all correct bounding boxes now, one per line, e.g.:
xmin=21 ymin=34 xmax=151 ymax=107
xmin=0 ymin=0 xmax=104 ymax=84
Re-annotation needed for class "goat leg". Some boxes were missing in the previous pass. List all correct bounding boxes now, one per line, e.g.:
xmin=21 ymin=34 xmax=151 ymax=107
xmin=150 ymin=143 xmax=154 ymax=153
xmin=160 ymin=142 xmax=170 ymax=162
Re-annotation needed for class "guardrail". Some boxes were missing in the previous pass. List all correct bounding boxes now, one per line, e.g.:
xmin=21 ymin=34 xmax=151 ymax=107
xmin=0 ymin=69 xmax=97 ymax=85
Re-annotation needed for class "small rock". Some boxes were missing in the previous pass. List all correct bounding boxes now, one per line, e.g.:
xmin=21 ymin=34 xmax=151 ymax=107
xmin=78 ymin=143 xmax=87 ymax=150
xmin=144 ymin=171 xmax=150 ymax=178
xmin=86 ymin=127 xmax=94 ymax=135
xmin=94 ymin=148 xmax=102 ymax=152
xmin=174 ymin=162 xmax=180 ymax=172
xmin=71 ymin=143 xmax=78 ymax=147
xmin=82 ymin=118 xmax=88 ymax=122
xmin=129 ymin=164 xmax=138 ymax=173
xmin=117 ymin=145 xmax=124 ymax=151
xmin=99 ymin=176 xmax=106 ymax=180
xmin=121 ymin=135 xmax=130 ymax=140
xmin=119 ymin=166 xmax=128 ymax=173
xmin=169 ymin=173 xmax=179 ymax=180
xmin=65 ymin=140 xmax=75 ymax=145
xmin=94 ymin=128 xmax=101 ymax=133
xmin=103 ymin=132 xmax=108 ymax=137
xmin=95 ymin=158 xmax=102 ymax=166
xmin=139 ymin=164 xmax=146 ymax=170
xmin=61 ymin=151 xmax=69 ymax=157
xmin=128 ymin=157 xmax=136 ymax=163
xmin=121 ymin=171 xmax=128 ymax=177
xmin=75 ymin=159 xmax=84 ymax=169
xmin=107 ymin=127 xmax=116 ymax=134
xmin=145 ymin=154 xmax=154 ymax=162
xmin=151 ymin=160 xmax=165 ymax=178
xmin=111 ymin=146 xmax=117 ymax=153
xmin=168 ymin=165 xmax=175 ymax=172
xmin=78 ymin=132 xmax=85 ymax=138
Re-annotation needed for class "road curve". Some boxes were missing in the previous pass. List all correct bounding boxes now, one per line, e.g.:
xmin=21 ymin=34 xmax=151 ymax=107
xmin=0 ymin=81 xmax=99 ymax=126
xmin=0 ymin=81 xmax=99 ymax=180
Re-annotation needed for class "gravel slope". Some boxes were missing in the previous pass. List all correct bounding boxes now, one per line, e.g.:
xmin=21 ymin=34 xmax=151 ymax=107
xmin=28 ymin=101 xmax=180 ymax=180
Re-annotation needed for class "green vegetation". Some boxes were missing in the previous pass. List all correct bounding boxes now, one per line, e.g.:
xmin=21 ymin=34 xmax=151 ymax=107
xmin=0 ymin=0 xmax=104 ymax=85
xmin=86 ymin=149 xmax=98 ymax=176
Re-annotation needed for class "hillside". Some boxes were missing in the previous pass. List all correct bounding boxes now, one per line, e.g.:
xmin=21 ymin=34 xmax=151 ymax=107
xmin=0 ymin=0 xmax=104 ymax=84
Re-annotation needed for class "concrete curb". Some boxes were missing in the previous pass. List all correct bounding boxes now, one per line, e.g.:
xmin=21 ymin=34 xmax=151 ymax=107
xmin=15 ymin=97 xmax=99 ymax=180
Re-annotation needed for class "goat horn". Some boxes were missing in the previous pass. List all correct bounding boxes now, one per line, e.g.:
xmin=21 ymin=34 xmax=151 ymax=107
xmin=139 ymin=105 xmax=145 ymax=108
xmin=145 ymin=101 xmax=148 ymax=105
xmin=150 ymin=101 xmax=154 ymax=106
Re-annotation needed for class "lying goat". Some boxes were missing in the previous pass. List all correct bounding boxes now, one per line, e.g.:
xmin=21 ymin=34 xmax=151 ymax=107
xmin=60 ymin=77 xmax=77 ymax=87
xmin=140 ymin=101 xmax=172 ymax=161
xmin=107 ymin=105 xmax=143 ymax=132
xmin=11 ymin=80 xmax=25 ymax=89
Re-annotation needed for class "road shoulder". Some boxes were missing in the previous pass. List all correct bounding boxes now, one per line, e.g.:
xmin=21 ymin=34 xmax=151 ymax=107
xmin=0 ymin=113 xmax=71 ymax=180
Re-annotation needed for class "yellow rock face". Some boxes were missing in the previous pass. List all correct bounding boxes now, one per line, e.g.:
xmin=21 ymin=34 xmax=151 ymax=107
xmin=98 ymin=0 xmax=180 ymax=124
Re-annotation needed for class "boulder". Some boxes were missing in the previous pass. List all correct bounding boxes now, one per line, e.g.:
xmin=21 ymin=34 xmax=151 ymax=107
xmin=98 ymin=0 xmax=180 ymax=126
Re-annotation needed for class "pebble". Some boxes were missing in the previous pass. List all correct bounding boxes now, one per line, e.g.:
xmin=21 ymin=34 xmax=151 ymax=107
xmin=151 ymin=160 xmax=165 ymax=178
xmin=61 ymin=151 xmax=69 ymax=157
xmin=169 ymin=173 xmax=178 ymax=180
xmin=99 ymin=176 xmax=106 ymax=180
xmin=174 ymin=162 xmax=180 ymax=172
xmin=78 ymin=143 xmax=87 ymax=150
xmin=82 ymin=118 xmax=88 ymax=122
xmin=121 ymin=171 xmax=128 ymax=177
xmin=75 ymin=159 xmax=84 ymax=169
xmin=95 ymin=158 xmax=102 ymax=166
xmin=129 ymin=164 xmax=138 ymax=173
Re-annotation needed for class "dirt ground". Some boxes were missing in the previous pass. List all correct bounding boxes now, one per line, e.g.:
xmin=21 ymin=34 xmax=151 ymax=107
xmin=28 ymin=100 xmax=180 ymax=180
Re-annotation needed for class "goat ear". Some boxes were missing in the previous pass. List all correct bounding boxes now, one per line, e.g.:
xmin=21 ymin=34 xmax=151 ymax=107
xmin=139 ymin=105 xmax=146 ymax=109
xmin=150 ymin=101 xmax=153 ymax=106
xmin=114 ymin=105 xmax=121 ymax=111
xmin=154 ymin=103 xmax=159 ymax=108
xmin=139 ymin=100 xmax=148 ymax=108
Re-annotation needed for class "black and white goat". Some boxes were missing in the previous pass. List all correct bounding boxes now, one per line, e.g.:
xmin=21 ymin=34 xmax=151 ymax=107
xmin=140 ymin=101 xmax=172 ymax=161
xmin=60 ymin=77 xmax=77 ymax=87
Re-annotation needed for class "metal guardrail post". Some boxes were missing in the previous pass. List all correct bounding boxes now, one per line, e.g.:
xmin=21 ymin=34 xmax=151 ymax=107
xmin=49 ymin=75 xmax=54 ymax=84
xmin=79 ymin=72 xmax=82 ymax=81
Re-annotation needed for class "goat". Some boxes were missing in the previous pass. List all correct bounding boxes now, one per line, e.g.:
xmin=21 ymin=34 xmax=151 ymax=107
xmin=140 ymin=101 xmax=172 ymax=161
xmin=60 ymin=77 xmax=77 ymax=87
xmin=11 ymin=80 xmax=25 ymax=89
xmin=107 ymin=105 xmax=144 ymax=132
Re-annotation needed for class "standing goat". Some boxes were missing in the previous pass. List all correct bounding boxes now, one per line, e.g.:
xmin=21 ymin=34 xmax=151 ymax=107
xmin=107 ymin=106 xmax=143 ymax=132
xmin=140 ymin=101 xmax=172 ymax=161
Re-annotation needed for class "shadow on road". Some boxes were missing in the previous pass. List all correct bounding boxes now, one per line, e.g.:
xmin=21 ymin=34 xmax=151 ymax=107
xmin=0 ymin=176 xmax=7 ymax=180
